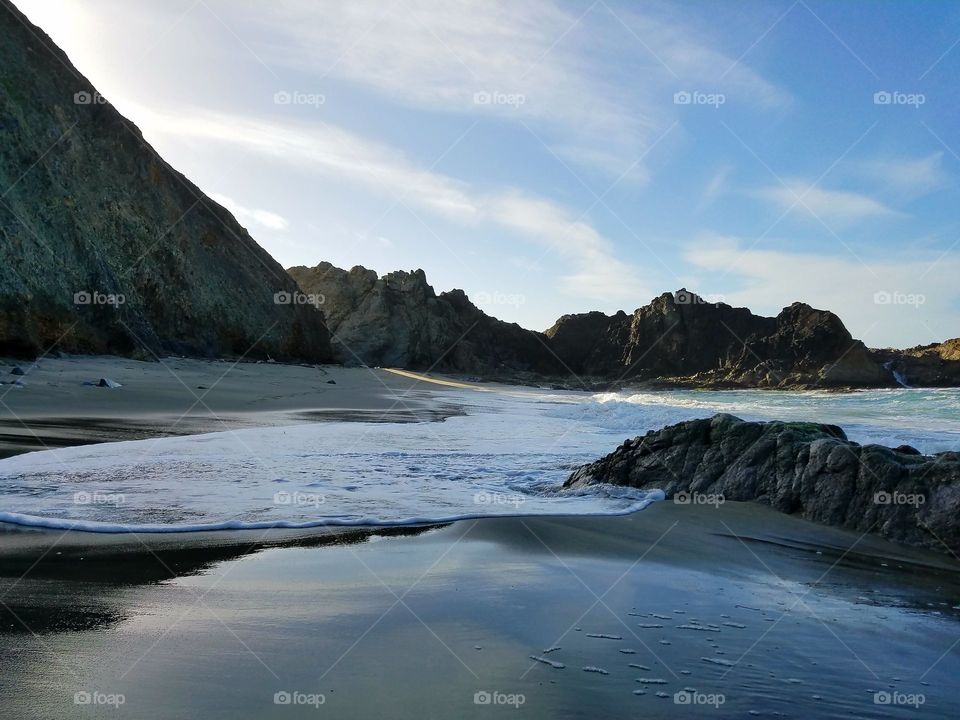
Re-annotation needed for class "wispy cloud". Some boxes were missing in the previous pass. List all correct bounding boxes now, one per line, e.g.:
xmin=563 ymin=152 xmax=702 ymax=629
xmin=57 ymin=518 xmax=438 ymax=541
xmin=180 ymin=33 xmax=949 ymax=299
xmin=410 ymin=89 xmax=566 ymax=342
xmin=685 ymin=234 xmax=960 ymax=347
xmin=224 ymin=0 xmax=786 ymax=178
xmin=754 ymin=180 xmax=900 ymax=225
xmin=135 ymin=105 xmax=646 ymax=304
xmin=847 ymin=152 xmax=949 ymax=200
xmin=208 ymin=192 xmax=289 ymax=231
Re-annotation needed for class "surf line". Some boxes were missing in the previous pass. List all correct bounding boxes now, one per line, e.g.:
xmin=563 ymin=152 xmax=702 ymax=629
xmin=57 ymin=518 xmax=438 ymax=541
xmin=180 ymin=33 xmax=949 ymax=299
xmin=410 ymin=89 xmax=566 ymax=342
xmin=382 ymin=368 xmax=493 ymax=392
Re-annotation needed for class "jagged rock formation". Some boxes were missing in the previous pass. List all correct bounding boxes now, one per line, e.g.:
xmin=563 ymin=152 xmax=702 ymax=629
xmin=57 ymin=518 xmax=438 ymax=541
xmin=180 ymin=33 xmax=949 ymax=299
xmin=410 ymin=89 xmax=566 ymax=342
xmin=546 ymin=290 xmax=889 ymax=388
xmin=873 ymin=339 xmax=960 ymax=388
xmin=290 ymin=263 xmax=956 ymax=388
xmin=288 ymin=262 xmax=562 ymax=373
xmin=566 ymin=414 xmax=960 ymax=553
xmin=0 ymin=0 xmax=331 ymax=361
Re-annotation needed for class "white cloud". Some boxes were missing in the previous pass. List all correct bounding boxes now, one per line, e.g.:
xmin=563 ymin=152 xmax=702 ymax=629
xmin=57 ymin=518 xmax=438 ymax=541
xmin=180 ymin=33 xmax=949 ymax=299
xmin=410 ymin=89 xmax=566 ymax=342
xmin=685 ymin=234 xmax=960 ymax=347
xmin=848 ymin=152 xmax=949 ymax=199
xmin=220 ymin=0 xmax=786 ymax=177
xmin=754 ymin=181 xmax=900 ymax=225
xmin=697 ymin=165 xmax=732 ymax=212
xmin=208 ymin=192 xmax=289 ymax=231
xmin=134 ymin=105 xmax=646 ymax=305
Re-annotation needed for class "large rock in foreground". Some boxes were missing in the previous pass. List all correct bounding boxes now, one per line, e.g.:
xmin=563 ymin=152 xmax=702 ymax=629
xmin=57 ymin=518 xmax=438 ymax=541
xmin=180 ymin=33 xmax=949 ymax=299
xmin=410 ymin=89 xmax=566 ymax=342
xmin=566 ymin=414 xmax=960 ymax=553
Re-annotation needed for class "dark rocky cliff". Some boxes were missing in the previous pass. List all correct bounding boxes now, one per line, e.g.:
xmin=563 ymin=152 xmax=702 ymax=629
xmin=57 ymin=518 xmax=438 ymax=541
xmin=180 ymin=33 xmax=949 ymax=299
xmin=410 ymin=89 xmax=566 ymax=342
xmin=0 ymin=0 xmax=331 ymax=361
xmin=292 ymin=262 xmax=956 ymax=388
xmin=288 ymin=262 xmax=562 ymax=374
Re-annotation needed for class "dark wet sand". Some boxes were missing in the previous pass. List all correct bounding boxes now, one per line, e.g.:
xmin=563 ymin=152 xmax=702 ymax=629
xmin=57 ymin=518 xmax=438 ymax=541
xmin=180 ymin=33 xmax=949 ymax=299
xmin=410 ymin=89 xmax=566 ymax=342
xmin=1 ymin=502 xmax=958 ymax=719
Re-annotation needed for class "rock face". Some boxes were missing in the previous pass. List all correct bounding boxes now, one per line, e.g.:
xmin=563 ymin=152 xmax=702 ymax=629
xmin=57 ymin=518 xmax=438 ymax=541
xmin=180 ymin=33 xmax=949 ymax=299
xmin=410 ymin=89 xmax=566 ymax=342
xmin=288 ymin=262 xmax=562 ymax=373
xmin=0 ymin=1 xmax=331 ymax=361
xmin=289 ymin=265 xmax=956 ymax=388
xmin=566 ymin=414 xmax=960 ymax=553
xmin=873 ymin=339 xmax=960 ymax=388
xmin=546 ymin=290 xmax=889 ymax=388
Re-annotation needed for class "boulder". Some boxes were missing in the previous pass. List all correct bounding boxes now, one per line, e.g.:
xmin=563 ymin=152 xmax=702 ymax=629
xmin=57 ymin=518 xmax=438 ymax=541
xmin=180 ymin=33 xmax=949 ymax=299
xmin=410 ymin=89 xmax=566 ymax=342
xmin=566 ymin=414 xmax=960 ymax=553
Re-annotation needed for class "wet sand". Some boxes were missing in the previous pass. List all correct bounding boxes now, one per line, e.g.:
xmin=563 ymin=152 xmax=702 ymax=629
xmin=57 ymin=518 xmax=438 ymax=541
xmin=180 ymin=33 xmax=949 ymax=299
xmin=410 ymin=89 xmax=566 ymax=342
xmin=0 ymin=357 xmax=459 ymax=458
xmin=1 ymin=502 xmax=958 ymax=719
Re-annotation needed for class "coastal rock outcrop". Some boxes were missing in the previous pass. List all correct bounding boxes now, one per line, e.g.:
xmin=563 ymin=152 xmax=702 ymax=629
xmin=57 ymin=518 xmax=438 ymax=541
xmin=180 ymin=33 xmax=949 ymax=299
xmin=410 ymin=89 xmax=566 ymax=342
xmin=0 ymin=0 xmax=331 ymax=361
xmin=288 ymin=262 xmax=562 ymax=373
xmin=873 ymin=339 xmax=960 ymax=387
xmin=546 ymin=291 xmax=889 ymax=388
xmin=565 ymin=414 xmax=960 ymax=552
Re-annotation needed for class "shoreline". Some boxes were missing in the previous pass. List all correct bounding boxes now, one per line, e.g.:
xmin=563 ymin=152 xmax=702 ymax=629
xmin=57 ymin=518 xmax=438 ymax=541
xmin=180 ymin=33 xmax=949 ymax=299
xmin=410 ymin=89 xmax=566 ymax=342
xmin=2 ymin=503 xmax=958 ymax=718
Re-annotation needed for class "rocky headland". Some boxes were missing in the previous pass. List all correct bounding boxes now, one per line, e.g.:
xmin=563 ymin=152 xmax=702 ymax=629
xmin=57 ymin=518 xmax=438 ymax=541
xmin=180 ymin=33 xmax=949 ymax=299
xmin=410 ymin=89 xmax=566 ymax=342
xmin=0 ymin=0 xmax=331 ymax=361
xmin=291 ymin=261 xmax=959 ymax=389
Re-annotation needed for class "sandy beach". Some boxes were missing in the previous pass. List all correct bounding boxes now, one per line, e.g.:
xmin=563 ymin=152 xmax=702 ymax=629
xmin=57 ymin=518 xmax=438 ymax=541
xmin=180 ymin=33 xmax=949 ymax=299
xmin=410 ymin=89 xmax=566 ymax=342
xmin=0 ymin=357 xmax=457 ymax=459
xmin=2 ymin=504 xmax=958 ymax=719
xmin=0 ymin=357 xmax=958 ymax=719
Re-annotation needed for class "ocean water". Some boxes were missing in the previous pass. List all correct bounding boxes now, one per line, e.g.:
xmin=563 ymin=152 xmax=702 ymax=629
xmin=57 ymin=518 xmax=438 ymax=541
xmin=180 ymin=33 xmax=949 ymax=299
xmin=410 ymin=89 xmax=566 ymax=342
xmin=0 ymin=387 xmax=956 ymax=533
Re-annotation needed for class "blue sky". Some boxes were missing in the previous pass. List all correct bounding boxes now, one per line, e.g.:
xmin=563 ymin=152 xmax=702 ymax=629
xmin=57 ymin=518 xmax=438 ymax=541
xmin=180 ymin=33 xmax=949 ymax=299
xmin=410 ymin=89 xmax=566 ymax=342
xmin=17 ymin=0 xmax=960 ymax=347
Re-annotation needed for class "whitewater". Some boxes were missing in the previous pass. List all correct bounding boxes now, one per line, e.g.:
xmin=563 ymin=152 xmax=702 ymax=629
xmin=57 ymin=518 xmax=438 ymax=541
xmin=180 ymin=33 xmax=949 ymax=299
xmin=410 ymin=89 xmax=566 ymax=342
xmin=0 ymin=386 xmax=957 ymax=533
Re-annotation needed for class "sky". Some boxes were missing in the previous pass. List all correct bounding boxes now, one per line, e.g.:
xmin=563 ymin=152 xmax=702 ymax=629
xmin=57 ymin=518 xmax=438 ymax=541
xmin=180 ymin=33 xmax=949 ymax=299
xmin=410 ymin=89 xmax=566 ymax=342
xmin=14 ymin=0 xmax=960 ymax=347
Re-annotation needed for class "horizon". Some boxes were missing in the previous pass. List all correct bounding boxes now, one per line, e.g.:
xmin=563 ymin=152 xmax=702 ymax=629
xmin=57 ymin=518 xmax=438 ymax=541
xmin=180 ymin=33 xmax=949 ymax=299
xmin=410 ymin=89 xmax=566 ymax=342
xmin=14 ymin=0 xmax=960 ymax=346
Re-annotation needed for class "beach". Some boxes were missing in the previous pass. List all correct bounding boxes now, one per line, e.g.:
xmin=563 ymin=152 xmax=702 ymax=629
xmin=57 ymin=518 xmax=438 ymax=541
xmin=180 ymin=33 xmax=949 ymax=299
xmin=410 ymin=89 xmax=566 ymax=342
xmin=0 ymin=357 xmax=454 ymax=459
xmin=2 ymin=505 xmax=958 ymax=719
xmin=1 ymin=357 xmax=958 ymax=718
